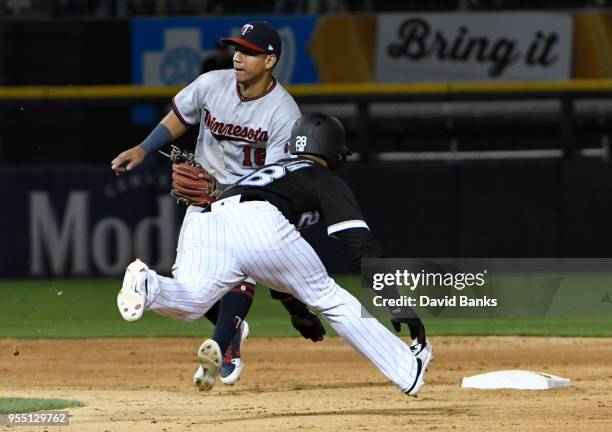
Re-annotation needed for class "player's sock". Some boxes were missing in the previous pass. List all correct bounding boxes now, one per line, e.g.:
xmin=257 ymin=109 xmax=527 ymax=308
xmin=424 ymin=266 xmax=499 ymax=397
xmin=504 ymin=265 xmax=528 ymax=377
xmin=213 ymin=282 xmax=255 ymax=354
xmin=270 ymin=289 xmax=311 ymax=317
xmin=203 ymin=300 xmax=219 ymax=325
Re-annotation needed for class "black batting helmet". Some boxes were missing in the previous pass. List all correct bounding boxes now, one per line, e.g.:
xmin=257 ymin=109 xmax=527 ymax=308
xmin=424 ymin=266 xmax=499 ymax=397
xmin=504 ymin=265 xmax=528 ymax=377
xmin=288 ymin=114 xmax=350 ymax=169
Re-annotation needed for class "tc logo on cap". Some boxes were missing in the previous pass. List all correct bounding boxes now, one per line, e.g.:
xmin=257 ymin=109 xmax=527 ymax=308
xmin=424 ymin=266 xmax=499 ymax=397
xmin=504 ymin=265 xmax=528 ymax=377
xmin=241 ymin=24 xmax=254 ymax=36
xmin=221 ymin=21 xmax=282 ymax=58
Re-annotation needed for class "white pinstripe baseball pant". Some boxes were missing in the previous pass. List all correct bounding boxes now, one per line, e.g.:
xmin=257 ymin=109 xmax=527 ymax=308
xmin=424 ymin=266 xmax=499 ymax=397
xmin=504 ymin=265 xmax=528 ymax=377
xmin=144 ymin=196 xmax=419 ymax=392
xmin=173 ymin=204 xmax=256 ymax=286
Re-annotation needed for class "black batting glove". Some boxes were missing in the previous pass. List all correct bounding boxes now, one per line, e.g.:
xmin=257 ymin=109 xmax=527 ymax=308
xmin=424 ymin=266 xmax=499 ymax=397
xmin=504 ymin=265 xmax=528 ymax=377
xmin=290 ymin=311 xmax=326 ymax=342
xmin=390 ymin=317 xmax=426 ymax=344
xmin=389 ymin=306 xmax=426 ymax=344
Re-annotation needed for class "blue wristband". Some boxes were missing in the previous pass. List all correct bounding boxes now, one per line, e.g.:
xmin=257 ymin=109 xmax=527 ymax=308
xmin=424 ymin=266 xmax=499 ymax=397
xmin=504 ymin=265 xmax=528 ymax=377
xmin=138 ymin=123 xmax=173 ymax=154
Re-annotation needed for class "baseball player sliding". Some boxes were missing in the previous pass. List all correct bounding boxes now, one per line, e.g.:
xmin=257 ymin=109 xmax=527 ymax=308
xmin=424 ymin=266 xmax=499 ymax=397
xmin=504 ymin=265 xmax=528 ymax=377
xmin=111 ymin=21 xmax=325 ymax=385
xmin=117 ymin=114 xmax=432 ymax=395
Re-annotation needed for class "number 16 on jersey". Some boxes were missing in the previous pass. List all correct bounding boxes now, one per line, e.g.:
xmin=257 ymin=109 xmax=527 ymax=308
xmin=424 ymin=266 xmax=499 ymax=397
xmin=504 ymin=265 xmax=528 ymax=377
xmin=242 ymin=146 xmax=266 ymax=167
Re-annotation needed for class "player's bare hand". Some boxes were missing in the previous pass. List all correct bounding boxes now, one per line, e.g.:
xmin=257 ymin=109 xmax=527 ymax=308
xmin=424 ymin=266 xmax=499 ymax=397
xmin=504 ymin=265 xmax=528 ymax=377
xmin=111 ymin=146 xmax=146 ymax=174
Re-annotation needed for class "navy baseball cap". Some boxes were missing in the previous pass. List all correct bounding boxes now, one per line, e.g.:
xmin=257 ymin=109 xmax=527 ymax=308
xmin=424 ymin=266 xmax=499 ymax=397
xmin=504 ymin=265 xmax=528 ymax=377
xmin=221 ymin=21 xmax=282 ymax=58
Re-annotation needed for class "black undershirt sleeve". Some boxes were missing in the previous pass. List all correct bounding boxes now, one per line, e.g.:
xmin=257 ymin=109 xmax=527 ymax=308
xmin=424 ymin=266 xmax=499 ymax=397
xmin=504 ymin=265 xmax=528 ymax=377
xmin=336 ymin=229 xmax=426 ymax=343
xmin=335 ymin=228 xmax=396 ymax=297
xmin=335 ymin=228 xmax=383 ymax=267
xmin=318 ymin=177 xmax=408 ymax=320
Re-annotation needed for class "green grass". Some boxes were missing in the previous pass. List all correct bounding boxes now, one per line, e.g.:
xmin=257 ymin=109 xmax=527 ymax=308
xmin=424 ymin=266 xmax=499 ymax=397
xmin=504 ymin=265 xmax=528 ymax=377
xmin=0 ymin=276 xmax=610 ymax=338
xmin=421 ymin=317 xmax=612 ymax=337
xmin=0 ymin=397 xmax=83 ymax=414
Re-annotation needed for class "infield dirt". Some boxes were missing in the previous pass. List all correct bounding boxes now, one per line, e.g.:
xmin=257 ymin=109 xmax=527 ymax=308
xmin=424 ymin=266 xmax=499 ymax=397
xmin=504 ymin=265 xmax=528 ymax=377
xmin=1 ymin=337 xmax=611 ymax=431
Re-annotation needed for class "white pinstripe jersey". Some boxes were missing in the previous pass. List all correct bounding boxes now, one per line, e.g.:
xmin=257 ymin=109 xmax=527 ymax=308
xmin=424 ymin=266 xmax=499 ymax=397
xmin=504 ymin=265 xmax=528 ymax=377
xmin=172 ymin=69 xmax=301 ymax=185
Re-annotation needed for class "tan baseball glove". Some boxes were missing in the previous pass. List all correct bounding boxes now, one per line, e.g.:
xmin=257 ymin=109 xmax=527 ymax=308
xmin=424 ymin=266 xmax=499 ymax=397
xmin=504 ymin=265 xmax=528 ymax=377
xmin=166 ymin=146 xmax=221 ymax=207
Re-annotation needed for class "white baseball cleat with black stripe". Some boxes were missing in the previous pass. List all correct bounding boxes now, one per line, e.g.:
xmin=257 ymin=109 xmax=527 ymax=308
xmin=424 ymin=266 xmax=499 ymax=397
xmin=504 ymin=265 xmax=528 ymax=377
xmin=410 ymin=340 xmax=433 ymax=372
xmin=406 ymin=341 xmax=433 ymax=397
xmin=117 ymin=259 xmax=149 ymax=322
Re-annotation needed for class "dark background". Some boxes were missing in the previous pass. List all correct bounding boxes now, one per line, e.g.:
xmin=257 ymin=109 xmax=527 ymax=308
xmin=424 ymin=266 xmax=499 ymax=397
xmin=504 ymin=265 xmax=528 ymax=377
xmin=2 ymin=13 xmax=612 ymax=276
xmin=3 ymin=159 xmax=612 ymax=277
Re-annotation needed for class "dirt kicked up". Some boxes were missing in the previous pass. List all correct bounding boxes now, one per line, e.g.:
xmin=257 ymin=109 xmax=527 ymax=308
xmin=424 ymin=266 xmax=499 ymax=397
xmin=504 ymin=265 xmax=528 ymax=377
xmin=1 ymin=337 xmax=611 ymax=431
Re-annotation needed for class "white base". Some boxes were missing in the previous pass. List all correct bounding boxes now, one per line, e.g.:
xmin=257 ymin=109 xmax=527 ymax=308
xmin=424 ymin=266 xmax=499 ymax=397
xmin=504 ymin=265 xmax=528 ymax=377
xmin=461 ymin=370 xmax=571 ymax=390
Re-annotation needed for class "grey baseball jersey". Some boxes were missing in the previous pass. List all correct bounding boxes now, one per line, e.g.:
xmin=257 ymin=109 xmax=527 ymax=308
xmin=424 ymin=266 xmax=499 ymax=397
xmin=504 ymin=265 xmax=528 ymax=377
xmin=172 ymin=69 xmax=301 ymax=185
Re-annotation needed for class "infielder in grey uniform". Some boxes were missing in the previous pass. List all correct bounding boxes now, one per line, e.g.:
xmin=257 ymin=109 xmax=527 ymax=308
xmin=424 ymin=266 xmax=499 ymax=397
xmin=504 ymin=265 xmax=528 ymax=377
xmin=111 ymin=21 xmax=325 ymax=385
xmin=117 ymin=114 xmax=432 ymax=395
